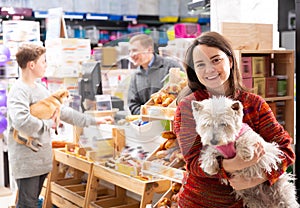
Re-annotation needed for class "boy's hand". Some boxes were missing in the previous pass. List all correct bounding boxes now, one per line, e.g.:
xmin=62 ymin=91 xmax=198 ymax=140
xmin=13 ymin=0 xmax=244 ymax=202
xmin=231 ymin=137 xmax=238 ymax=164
xmin=96 ymin=116 xmax=114 ymax=125
xmin=51 ymin=109 xmax=59 ymax=124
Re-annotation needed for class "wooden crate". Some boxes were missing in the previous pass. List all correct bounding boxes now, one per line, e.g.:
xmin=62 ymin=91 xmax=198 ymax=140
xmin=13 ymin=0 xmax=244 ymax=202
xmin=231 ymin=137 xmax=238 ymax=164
xmin=221 ymin=22 xmax=273 ymax=50
xmin=51 ymin=192 xmax=80 ymax=208
xmin=141 ymin=98 xmax=176 ymax=121
xmin=154 ymin=188 xmax=173 ymax=208
xmin=87 ymin=164 xmax=171 ymax=208
xmin=43 ymin=149 xmax=95 ymax=208
xmin=142 ymin=161 xmax=184 ymax=184
xmin=90 ymin=195 xmax=140 ymax=208
xmin=143 ymin=144 xmax=186 ymax=184
xmin=54 ymin=148 xmax=94 ymax=172
xmin=51 ymin=178 xmax=87 ymax=207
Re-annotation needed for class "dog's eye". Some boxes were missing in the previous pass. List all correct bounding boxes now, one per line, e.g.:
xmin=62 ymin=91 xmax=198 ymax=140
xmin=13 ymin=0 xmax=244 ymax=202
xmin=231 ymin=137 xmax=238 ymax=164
xmin=220 ymin=123 xmax=227 ymax=127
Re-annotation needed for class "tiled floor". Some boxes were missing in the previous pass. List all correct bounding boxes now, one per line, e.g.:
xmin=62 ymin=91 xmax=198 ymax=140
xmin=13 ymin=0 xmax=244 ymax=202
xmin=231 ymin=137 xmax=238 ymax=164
xmin=0 ymin=187 xmax=16 ymax=208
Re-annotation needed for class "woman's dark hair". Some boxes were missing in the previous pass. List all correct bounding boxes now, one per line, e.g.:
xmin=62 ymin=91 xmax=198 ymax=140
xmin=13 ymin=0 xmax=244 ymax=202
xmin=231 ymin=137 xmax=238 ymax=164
xmin=177 ymin=31 xmax=247 ymax=102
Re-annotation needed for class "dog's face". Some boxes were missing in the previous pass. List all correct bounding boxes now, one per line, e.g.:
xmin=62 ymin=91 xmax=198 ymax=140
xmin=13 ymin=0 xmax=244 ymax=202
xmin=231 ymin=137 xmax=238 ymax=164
xmin=53 ymin=89 xmax=70 ymax=104
xmin=191 ymin=96 xmax=244 ymax=146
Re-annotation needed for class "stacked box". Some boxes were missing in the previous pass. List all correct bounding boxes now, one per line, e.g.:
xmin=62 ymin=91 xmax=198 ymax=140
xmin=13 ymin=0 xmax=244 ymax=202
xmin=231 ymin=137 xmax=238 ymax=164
xmin=253 ymin=77 xmax=266 ymax=97
xmin=242 ymin=77 xmax=253 ymax=89
xmin=251 ymin=56 xmax=271 ymax=77
xmin=101 ymin=47 xmax=118 ymax=70
xmin=45 ymin=38 xmax=91 ymax=77
xmin=252 ymin=57 xmax=266 ymax=77
xmin=241 ymin=57 xmax=252 ymax=78
xmin=265 ymin=77 xmax=278 ymax=97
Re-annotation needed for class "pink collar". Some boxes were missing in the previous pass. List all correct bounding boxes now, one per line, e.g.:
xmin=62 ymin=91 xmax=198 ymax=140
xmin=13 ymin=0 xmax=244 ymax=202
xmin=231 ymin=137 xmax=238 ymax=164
xmin=213 ymin=123 xmax=250 ymax=159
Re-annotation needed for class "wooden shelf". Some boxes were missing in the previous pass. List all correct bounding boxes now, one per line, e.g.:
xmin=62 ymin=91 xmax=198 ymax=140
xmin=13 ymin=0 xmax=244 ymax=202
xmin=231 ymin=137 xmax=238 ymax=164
xmin=235 ymin=49 xmax=295 ymax=139
xmin=43 ymin=148 xmax=171 ymax=208
xmin=87 ymin=163 xmax=171 ymax=208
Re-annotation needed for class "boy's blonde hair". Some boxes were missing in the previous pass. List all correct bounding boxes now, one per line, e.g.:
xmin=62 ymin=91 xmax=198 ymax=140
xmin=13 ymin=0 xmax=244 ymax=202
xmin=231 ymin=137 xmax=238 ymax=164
xmin=16 ymin=44 xmax=46 ymax=69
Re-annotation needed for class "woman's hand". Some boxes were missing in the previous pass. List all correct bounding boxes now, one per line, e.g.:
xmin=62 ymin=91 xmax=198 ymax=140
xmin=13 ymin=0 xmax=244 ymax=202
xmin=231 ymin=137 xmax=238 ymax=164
xmin=222 ymin=142 xmax=265 ymax=173
xmin=96 ymin=116 xmax=114 ymax=125
xmin=228 ymin=174 xmax=267 ymax=190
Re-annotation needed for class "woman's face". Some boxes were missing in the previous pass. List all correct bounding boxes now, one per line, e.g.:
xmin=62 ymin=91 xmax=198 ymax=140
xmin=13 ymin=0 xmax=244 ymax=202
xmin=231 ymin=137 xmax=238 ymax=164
xmin=193 ymin=44 xmax=232 ymax=90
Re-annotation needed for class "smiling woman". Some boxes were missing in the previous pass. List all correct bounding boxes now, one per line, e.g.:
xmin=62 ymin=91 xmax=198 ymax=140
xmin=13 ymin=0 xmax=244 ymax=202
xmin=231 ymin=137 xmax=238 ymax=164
xmin=193 ymin=45 xmax=232 ymax=95
xmin=173 ymin=31 xmax=296 ymax=208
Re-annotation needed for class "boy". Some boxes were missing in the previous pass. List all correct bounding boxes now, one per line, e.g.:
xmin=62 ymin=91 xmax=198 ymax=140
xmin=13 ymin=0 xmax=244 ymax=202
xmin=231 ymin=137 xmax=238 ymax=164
xmin=7 ymin=44 xmax=113 ymax=208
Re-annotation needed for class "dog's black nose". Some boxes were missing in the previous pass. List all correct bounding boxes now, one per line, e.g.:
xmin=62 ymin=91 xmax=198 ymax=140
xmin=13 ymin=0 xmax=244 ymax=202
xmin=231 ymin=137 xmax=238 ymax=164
xmin=210 ymin=139 xmax=218 ymax=145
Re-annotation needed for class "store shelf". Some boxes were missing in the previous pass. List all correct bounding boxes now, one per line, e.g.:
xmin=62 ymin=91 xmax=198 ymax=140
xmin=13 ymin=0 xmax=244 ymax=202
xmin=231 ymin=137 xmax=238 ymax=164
xmin=235 ymin=49 xmax=295 ymax=139
xmin=43 ymin=148 xmax=94 ymax=208
xmin=87 ymin=163 xmax=171 ymax=208
xmin=44 ymin=148 xmax=171 ymax=208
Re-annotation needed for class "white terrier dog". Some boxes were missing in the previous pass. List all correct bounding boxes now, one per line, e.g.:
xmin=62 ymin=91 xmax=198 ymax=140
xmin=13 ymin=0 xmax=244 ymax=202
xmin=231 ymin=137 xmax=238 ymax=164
xmin=191 ymin=96 xmax=299 ymax=208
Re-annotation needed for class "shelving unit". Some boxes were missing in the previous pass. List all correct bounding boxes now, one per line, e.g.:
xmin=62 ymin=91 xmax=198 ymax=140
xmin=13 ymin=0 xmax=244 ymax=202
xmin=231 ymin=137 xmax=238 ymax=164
xmin=87 ymin=163 xmax=171 ymax=208
xmin=43 ymin=148 xmax=95 ymax=208
xmin=43 ymin=148 xmax=171 ymax=208
xmin=235 ymin=49 xmax=295 ymax=139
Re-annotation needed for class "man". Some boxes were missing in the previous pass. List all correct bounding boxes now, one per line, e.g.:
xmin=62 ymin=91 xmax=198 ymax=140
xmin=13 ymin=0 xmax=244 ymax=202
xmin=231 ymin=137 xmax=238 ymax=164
xmin=127 ymin=34 xmax=182 ymax=115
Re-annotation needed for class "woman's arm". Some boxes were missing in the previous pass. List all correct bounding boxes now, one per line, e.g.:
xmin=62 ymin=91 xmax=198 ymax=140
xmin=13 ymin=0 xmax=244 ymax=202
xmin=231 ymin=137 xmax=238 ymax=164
xmin=244 ymin=95 xmax=295 ymax=185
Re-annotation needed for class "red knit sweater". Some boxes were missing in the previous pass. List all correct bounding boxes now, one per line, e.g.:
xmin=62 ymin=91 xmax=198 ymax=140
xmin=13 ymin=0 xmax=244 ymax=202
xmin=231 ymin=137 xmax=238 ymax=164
xmin=173 ymin=89 xmax=295 ymax=208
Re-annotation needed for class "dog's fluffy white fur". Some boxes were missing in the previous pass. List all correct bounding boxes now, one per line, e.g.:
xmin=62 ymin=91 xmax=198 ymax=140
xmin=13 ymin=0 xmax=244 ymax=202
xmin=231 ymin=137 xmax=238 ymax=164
xmin=191 ymin=96 xmax=299 ymax=208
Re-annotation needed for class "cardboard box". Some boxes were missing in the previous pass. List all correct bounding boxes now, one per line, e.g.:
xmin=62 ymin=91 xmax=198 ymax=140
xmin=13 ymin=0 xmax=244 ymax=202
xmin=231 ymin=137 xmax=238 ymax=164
xmin=265 ymin=77 xmax=278 ymax=97
xmin=115 ymin=163 xmax=141 ymax=177
xmin=45 ymin=38 xmax=91 ymax=77
xmin=101 ymin=47 xmax=118 ymax=67
xmin=241 ymin=56 xmax=252 ymax=78
xmin=252 ymin=57 xmax=266 ymax=77
xmin=253 ymin=77 xmax=266 ymax=97
xmin=221 ymin=22 xmax=273 ymax=50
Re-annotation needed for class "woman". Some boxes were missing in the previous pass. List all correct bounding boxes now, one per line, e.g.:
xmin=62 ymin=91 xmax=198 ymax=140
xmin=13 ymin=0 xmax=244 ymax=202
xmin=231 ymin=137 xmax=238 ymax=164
xmin=173 ymin=31 xmax=295 ymax=207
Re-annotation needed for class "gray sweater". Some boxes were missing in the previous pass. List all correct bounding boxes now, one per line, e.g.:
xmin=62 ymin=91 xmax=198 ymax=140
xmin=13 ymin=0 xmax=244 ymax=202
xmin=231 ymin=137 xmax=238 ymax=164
xmin=127 ymin=54 xmax=182 ymax=115
xmin=7 ymin=79 xmax=96 ymax=179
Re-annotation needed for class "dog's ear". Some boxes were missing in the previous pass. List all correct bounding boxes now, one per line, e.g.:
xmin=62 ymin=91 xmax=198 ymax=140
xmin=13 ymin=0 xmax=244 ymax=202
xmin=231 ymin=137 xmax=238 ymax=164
xmin=231 ymin=102 xmax=240 ymax=111
xmin=231 ymin=101 xmax=243 ymax=117
xmin=191 ymin=100 xmax=203 ymax=112
xmin=57 ymin=89 xmax=69 ymax=98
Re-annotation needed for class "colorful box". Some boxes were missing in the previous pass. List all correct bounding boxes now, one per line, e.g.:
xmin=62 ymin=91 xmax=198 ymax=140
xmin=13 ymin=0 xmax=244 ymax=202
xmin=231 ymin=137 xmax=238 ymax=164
xmin=252 ymin=57 xmax=266 ymax=77
xmin=242 ymin=77 xmax=253 ymax=89
xmin=264 ymin=55 xmax=271 ymax=77
xmin=253 ymin=77 xmax=266 ymax=97
xmin=241 ymin=57 xmax=252 ymax=78
xmin=265 ymin=77 xmax=278 ymax=97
